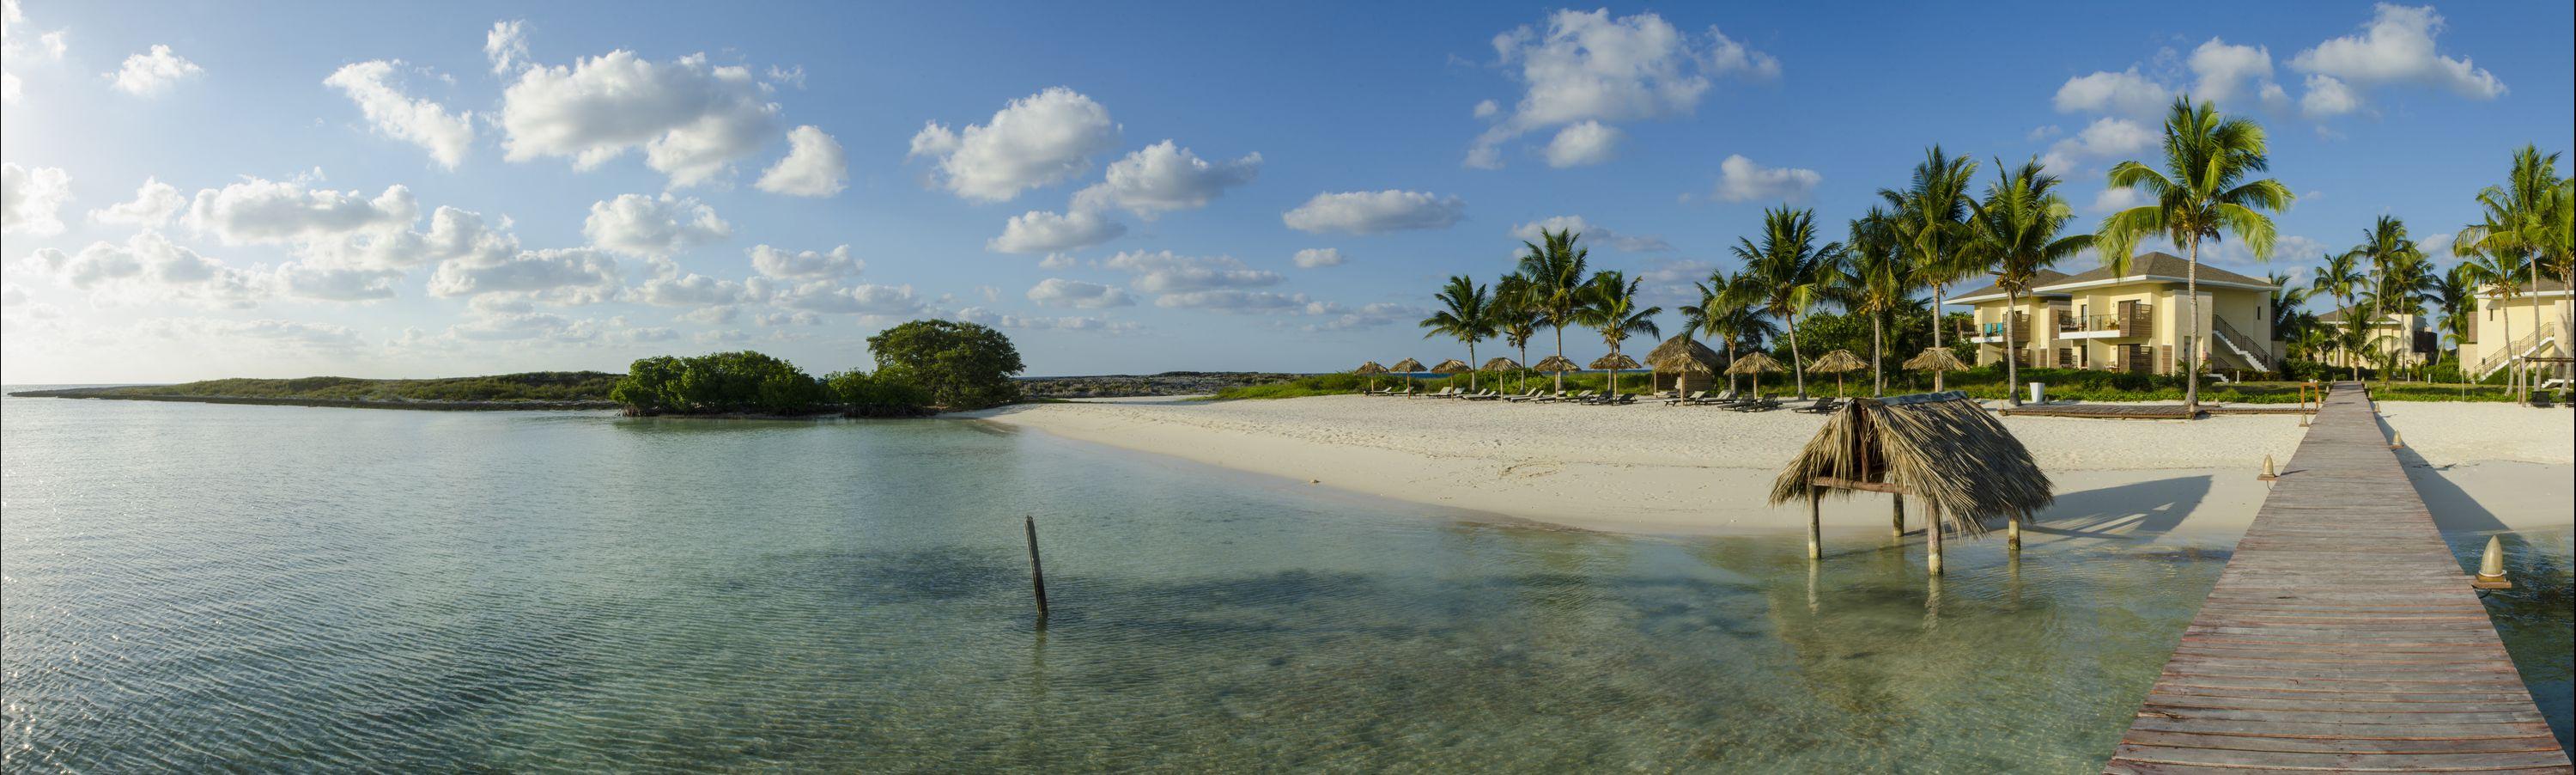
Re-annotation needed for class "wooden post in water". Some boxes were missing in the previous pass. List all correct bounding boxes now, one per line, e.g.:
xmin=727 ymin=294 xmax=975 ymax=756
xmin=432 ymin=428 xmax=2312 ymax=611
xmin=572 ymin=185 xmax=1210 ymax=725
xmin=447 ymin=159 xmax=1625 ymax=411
xmin=1024 ymin=516 xmax=1049 ymax=620
xmin=1926 ymin=502 xmax=1945 ymax=576
xmin=1807 ymin=491 xmax=1824 ymax=560
xmin=1891 ymin=493 xmax=1905 ymax=539
xmin=2007 ymin=510 xmax=2022 ymax=551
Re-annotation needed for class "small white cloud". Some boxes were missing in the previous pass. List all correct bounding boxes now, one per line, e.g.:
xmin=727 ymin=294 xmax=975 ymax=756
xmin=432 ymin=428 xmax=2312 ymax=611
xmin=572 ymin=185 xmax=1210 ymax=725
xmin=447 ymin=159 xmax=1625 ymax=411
xmin=484 ymin=20 xmax=529 ymax=76
xmin=1037 ymin=252 xmax=1078 ymax=270
xmin=426 ymin=246 xmax=621 ymax=305
xmin=583 ymin=192 xmax=731 ymax=259
xmin=2290 ymin=3 xmax=2503 ymax=101
xmin=1154 ymin=290 xmax=1309 ymax=311
xmin=1282 ymin=190 xmax=1465 ymax=234
xmin=1712 ymin=155 xmax=1820 ymax=203
xmin=1543 ymin=121 xmax=1621 ymax=168
xmin=1291 ymin=247 xmax=1346 ymax=269
xmin=1508 ymin=215 xmax=1671 ymax=253
xmin=989 ymin=209 xmax=1126 ymax=253
xmin=2052 ymin=67 xmax=2170 ymax=117
xmin=106 ymin=45 xmax=202 ymax=96
xmin=749 ymin=243 xmax=860 ymax=279
xmin=2187 ymin=39 xmax=2275 ymax=105
xmin=755 ymin=125 xmax=848 ymax=197
xmin=769 ymin=280 xmax=925 ymax=316
xmin=635 ymin=272 xmax=750 ymax=307
xmin=2300 ymin=74 xmax=2365 ymax=117
xmin=2041 ymin=117 xmax=2157 ymax=171
xmin=908 ymin=87 xmax=1119 ymax=202
xmin=1472 ymin=99 xmax=1499 ymax=119
xmin=324 ymin=60 xmax=477 ymax=169
xmin=1070 ymin=140 xmax=1260 ymax=219
xmin=3 ymin=162 xmax=72 ymax=235
xmin=1025 ymin=278 xmax=1134 ymax=308
xmin=1103 ymin=250 xmax=1281 ymax=293
xmin=89 ymin=177 xmax=187 ymax=229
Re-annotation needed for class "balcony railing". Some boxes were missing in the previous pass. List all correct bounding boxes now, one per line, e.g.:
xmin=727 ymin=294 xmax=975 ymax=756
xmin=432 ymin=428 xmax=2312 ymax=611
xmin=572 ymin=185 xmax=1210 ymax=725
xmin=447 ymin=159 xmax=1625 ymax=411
xmin=2061 ymin=312 xmax=2147 ymax=337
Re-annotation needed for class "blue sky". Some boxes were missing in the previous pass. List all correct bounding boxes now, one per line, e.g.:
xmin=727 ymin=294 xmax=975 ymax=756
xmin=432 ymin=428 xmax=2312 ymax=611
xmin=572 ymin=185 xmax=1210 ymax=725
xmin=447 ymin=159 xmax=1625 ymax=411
xmin=3 ymin=1 xmax=2570 ymax=381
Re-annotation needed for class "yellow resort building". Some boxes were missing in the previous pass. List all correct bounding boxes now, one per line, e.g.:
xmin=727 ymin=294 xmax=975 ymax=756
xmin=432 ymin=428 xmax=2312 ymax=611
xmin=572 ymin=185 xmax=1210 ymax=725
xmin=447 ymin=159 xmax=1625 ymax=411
xmin=1949 ymin=252 xmax=2281 ymax=375
xmin=2316 ymin=304 xmax=2437 ymax=369
xmin=2456 ymin=277 xmax=2572 ymax=386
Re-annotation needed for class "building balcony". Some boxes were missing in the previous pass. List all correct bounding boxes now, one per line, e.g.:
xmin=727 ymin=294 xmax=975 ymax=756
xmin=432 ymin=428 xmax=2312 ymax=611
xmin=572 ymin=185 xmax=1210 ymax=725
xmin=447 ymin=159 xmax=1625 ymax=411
xmin=2055 ymin=310 xmax=2149 ymax=339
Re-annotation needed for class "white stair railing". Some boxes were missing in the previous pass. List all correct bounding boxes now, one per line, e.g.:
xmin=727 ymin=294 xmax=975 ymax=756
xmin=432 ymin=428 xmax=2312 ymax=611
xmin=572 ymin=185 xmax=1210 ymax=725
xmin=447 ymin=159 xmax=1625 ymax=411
xmin=2476 ymin=329 xmax=2550 ymax=381
xmin=2211 ymin=317 xmax=2269 ymax=372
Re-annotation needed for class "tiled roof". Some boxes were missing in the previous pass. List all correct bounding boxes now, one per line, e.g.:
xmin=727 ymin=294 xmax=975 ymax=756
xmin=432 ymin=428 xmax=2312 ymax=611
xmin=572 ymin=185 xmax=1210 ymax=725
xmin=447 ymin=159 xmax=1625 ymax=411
xmin=1949 ymin=269 xmax=2071 ymax=302
xmin=2036 ymin=251 xmax=2278 ymax=290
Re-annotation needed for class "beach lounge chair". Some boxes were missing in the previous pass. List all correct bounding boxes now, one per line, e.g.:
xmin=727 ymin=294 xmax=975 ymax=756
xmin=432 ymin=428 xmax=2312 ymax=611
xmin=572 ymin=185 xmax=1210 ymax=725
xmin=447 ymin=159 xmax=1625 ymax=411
xmin=1729 ymin=394 xmax=1782 ymax=412
xmin=1794 ymin=396 xmax=1843 ymax=414
xmin=1691 ymin=389 xmax=1740 ymax=406
xmin=1429 ymin=387 xmax=1460 ymax=399
xmin=1664 ymin=390 xmax=1706 ymax=406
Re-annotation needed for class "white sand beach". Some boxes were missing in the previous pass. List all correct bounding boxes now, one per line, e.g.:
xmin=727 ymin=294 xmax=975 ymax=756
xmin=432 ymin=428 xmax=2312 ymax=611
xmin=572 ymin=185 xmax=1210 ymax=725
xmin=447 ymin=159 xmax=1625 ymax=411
xmin=970 ymin=395 xmax=2574 ymax=542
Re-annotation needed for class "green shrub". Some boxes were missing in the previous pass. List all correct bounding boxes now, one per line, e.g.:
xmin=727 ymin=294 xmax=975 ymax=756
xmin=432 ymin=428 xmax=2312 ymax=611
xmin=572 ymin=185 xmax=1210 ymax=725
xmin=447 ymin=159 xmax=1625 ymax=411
xmin=866 ymin=320 xmax=1025 ymax=410
xmin=611 ymin=351 xmax=829 ymax=415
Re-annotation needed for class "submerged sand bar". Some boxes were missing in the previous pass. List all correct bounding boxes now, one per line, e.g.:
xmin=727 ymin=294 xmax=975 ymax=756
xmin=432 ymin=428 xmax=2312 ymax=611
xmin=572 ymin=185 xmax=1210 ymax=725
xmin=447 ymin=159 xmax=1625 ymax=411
xmin=970 ymin=394 xmax=2573 ymax=540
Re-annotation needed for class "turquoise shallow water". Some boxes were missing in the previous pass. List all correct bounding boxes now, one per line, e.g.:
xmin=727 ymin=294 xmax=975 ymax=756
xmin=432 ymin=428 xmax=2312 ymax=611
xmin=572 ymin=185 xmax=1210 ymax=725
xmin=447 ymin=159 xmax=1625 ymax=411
xmin=2 ymin=394 xmax=2567 ymax=772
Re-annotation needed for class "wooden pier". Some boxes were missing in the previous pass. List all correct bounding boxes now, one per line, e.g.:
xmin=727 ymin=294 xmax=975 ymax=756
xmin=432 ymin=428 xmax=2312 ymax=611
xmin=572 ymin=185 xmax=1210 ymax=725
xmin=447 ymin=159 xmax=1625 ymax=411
xmin=2104 ymin=382 xmax=2569 ymax=772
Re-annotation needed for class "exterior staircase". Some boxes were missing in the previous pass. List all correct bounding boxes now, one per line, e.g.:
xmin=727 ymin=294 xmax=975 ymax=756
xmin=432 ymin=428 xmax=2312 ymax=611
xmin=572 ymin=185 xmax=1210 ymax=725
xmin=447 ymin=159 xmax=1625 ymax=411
xmin=2475 ymin=328 xmax=2557 ymax=381
xmin=2209 ymin=317 xmax=2269 ymax=372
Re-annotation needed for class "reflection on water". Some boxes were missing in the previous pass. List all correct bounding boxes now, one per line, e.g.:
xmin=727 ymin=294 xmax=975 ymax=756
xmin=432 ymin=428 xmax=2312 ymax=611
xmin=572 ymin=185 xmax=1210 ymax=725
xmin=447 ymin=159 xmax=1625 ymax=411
xmin=2 ymin=394 xmax=2567 ymax=772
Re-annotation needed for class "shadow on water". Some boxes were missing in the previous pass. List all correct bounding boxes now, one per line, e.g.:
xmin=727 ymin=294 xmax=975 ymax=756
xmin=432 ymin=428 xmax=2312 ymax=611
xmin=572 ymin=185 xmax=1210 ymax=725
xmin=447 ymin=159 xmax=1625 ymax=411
xmin=2028 ymin=474 xmax=2210 ymax=540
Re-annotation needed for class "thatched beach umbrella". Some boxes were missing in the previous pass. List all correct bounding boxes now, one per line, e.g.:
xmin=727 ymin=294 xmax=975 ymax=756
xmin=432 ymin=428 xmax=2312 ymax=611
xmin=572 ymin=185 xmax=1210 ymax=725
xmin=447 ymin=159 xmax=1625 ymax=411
xmin=1806 ymin=349 xmax=1867 ymax=398
xmin=1482 ymin=357 xmax=1522 ymax=392
xmin=1902 ymin=348 xmax=1969 ymax=394
xmin=1353 ymin=360 xmax=1388 ymax=391
xmin=1645 ymin=334 xmax=1723 ymax=394
xmin=1389 ymin=357 xmax=1426 ymax=392
xmin=1590 ymin=352 xmax=1643 ymax=398
xmin=1431 ymin=358 xmax=1471 ymax=390
xmin=1727 ymin=351 xmax=1784 ymax=397
xmin=1768 ymin=392 xmax=2054 ymax=571
xmin=1533 ymin=355 xmax=1580 ymax=393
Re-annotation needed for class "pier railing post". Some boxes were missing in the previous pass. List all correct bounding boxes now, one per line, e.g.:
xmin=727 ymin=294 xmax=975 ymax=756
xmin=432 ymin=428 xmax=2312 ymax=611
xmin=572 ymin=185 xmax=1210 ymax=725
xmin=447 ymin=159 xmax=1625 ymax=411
xmin=1024 ymin=516 xmax=1049 ymax=621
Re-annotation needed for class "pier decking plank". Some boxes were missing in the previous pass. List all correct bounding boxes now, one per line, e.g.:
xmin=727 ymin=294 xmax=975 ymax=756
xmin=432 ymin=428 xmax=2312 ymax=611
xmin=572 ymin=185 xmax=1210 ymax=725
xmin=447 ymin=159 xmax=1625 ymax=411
xmin=2102 ymin=382 xmax=2570 ymax=773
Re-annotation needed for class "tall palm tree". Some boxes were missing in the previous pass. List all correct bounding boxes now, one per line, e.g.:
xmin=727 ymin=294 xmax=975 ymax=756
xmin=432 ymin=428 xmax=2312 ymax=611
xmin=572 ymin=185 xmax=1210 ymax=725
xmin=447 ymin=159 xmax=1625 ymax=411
xmin=2454 ymin=145 xmax=2565 ymax=401
xmin=1837 ymin=207 xmax=1919 ymax=395
xmin=2096 ymin=97 xmax=2294 ymax=414
xmin=1723 ymin=206 xmax=1841 ymax=398
xmin=1574 ymin=272 xmax=1662 ymax=398
xmin=1686 ymin=275 xmax=1777 ymax=394
xmin=1516 ymin=229 xmax=1592 ymax=392
xmin=1494 ymin=273 xmax=1543 ymax=392
xmin=2345 ymin=216 xmax=2422 ymax=385
xmin=1419 ymin=275 xmax=1498 ymax=391
xmin=1964 ymin=158 xmax=2094 ymax=404
xmin=1879 ymin=147 xmax=1981 ymax=391
xmin=2309 ymin=250 xmax=2367 ymax=377
xmin=2454 ymin=247 xmax=2526 ymax=387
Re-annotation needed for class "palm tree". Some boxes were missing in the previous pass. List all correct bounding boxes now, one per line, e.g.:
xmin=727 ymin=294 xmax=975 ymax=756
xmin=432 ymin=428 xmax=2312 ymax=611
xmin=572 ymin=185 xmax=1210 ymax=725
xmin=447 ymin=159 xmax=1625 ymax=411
xmin=1723 ymin=206 xmax=1841 ymax=398
xmin=1516 ymin=229 xmax=1592 ymax=393
xmin=2345 ymin=216 xmax=2423 ymax=386
xmin=1419 ymin=275 xmax=1497 ymax=391
xmin=1686 ymin=275 xmax=1777 ymax=394
xmin=2454 ymin=145 xmax=2565 ymax=401
xmin=2454 ymin=247 xmax=2526 ymax=387
xmin=1574 ymin=272 xmax=1662 ymax=398
xmin=1837 ymin=207 xmax=1919 ymax=395
xmin=2309 ymin=250 xmax=2367 ymax=378
xmin=1494 ymin=273 xmax=1543 ymax=392
xmin=1964 ymin=158 xmax=2093 ymax=404
xmin=2096 ymin=97 xmax=2294 ymax=414
xmin=2430 ymin=262 xmax=2480 ymax=376
xmin=1879 ymin=147 xmax=1981 ymax=391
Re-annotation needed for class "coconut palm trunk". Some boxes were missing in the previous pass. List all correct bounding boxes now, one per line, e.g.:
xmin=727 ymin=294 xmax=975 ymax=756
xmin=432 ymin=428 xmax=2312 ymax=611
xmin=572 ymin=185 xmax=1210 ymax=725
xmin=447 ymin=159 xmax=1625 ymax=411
xmin=1787 ymin=311 xmax=1807 ymax=398
xmin=2003 ymin=290 xmax=2022 ymax=404
xmin=1930 ymin=280 xmax=1947 ymax=391
xmin=2184 ymin=238 xmax=2202 ymax=412
xmin=1552 ymin=326 xmax=1565 ymax=393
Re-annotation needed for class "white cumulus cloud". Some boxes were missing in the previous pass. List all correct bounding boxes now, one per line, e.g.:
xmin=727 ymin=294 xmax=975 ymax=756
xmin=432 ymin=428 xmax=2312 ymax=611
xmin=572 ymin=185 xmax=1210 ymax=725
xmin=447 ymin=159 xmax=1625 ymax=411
xmin=89 ymin=177 xmax=186 ymax=229
xmin=325 ymin=60 xmax=477 ymax=169
xmin=484 ymin=20 xmax=529 ymax=76
xmin=583 ymin=192 xmax=731 ymax=259
xmin=2052 ymin=67 xmax=2170 ymax=118
xmin=1508 ymin=215 xmax=1671 ymax=252
xmin=1282 ymin=190 xmax=1465 ymax=234
xmin=1543 ymin=121 xmax=1621 ymax=168
xmin=2041 ymin=117 xmax=2158 ymax=172
xmin=19 ymin=231 xmax=266 ymax=308
xmin=106 ymin=44 xmax=201 ymax=96
xmin=2188 ymin=39 xmax=2277 ymax=106
xmin=908 ymin=87 xmax=1119 ymax=202
xmin=1470 ymin=9 xmax=1776 ymax=169
xmin=499 ymin=50 xmax=781 ymax=188
xmin=755 ymin=125 xmax=848 ymax=197
xmin=1712 ymin=155 xmax=1820 ymax=203
xmin=1070 ymin=140 xmax=1260 ymax=219
xmin=988 ymin=208 xmax=1126 ymax=253
xmin=3 ymin=162 xmax=72 ymax=235
xmin=2291 ymin=3 xmax=2503 ymax=101
xmin=749 ymin=243 xmax=860 ymax=279
xmin=1291 ymin=247 xmax=1346 ymax=269
xmin=1025 ymin=278 xmax=1134 ymax=308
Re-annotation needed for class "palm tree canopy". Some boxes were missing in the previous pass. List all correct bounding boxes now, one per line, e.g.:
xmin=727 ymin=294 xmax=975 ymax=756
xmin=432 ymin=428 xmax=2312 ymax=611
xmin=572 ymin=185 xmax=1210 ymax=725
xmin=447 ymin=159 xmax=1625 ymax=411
xmin=1515 ymin=229 xmax=1592 ymax=332
xmin=1574 ymin=271 xmax=1663 ymax=349
xmin=1419 ymin=275 xmax=1498 ymax=345
xmin=1878 ymin=147 xmax=1983 ymax=290
xmin=2095 ymin=98 xmax=2296 ymax=273
xmin=1965 ymin=158 xmax=2094 ymax=296
xmin=1719 ymin=206 xmax=1841 ymax=323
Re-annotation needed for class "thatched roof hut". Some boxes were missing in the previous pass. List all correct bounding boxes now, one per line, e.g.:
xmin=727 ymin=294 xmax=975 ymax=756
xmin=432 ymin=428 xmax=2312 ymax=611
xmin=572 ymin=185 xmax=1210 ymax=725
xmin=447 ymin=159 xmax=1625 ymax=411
xmin=1767 ymin=391 xmax=2054 ymax=571
xmin=1431 ymin=358 xmax=1471 ymax=374
xmin=1645 ymin=334 xmax=1723 ymax=393
xmin=1389 ymin=357 xmax=1426 ymax=374
xmin=1353 ymin=361 xmax=1388 ymax=375
xmin=1532 ymin=355 xmax=1580 ymax=372
xmin=1902 ymin=348 xmax=1967 ymax=372
xmin=1727 ymin=351 xmax=1783 ymax=375
xmin=1481 ymin=357 xmax=1521 ymax=371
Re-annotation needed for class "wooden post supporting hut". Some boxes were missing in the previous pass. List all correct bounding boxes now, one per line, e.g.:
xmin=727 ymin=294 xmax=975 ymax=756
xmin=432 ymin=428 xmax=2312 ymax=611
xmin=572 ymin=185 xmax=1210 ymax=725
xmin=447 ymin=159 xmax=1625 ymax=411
xmin=1768 ymin=391 xmax=2054 ymax=574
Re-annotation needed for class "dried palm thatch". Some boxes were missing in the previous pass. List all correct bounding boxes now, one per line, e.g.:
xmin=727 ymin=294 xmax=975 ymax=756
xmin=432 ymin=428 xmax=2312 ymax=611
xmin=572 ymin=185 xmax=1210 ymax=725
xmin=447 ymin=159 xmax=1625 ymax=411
xmin=1768 ymin=392 xmax=2053 ymax=536
xmin=1532 ymin=355 xmax=1581 ymax=373
xmin=1352 ymin=361 xmax=1389 ymax=375
xmin=1902 ymin=347 xmax=1967 ymax=372
xmin=1589 ymin=352 xmax=1641 ymax=370
xmin=1806 ymin=350 xmax=1866 ymax=373
xmin=1431 ymin=358 xmax=1471 ymax=374
xmin=1389 ymin=357 xmax=1426 ymax=373
xmin=1645 ymin=334 xmax=1723 ymax=393
xmin=1725 ymin=351 xmax=1783 ymax=375
xmin=1480 ymin=357 xmax=1522 ymax=371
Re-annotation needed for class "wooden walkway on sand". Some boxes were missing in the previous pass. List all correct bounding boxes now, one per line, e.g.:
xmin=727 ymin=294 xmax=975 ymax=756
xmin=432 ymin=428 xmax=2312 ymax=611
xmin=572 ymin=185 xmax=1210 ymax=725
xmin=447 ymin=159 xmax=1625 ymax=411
xmin=2104 ymin=382 xmax=2570 ymax=773
xmin=2001 ymin=403 xmax=2314 ymax=419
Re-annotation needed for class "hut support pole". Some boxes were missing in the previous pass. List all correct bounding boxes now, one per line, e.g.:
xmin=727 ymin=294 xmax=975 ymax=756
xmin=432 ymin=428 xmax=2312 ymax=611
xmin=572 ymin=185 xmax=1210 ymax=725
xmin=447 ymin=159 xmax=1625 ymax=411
xmin=1807 ymin=491 xmax=1823 ymax=560
xmin=1891 ymin=493 xmax=1905 ymax=539
xmin=1926 ymin=503 xmax=1945 ymax=576
xmin=2008 ymin=512 xmax=2022 ymax=552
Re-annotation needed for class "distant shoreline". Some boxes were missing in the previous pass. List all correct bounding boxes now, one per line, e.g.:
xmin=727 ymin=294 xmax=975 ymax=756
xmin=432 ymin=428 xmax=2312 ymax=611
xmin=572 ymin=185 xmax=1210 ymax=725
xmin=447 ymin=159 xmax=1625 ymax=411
xmin=7 ymin=387 xmax=617 ymax=412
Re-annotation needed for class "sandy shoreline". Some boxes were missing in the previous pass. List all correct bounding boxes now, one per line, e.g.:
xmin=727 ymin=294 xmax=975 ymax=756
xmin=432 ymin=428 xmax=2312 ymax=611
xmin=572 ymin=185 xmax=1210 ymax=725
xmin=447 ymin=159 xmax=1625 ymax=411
xmin=968 ymin=394 xmax=2573 ymax=544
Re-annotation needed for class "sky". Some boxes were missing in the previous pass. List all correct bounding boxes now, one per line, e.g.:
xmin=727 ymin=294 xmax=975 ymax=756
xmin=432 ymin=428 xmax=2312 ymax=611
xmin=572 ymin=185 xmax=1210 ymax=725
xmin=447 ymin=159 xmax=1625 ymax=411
xmin=3 ymin=1 xmax=2571 ymax=382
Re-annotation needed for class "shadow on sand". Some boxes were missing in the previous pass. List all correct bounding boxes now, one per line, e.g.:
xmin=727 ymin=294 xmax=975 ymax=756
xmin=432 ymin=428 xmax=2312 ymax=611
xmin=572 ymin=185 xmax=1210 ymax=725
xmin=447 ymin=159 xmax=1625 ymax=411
xmin=2026 ymin=474 xmax=2212 ymax=541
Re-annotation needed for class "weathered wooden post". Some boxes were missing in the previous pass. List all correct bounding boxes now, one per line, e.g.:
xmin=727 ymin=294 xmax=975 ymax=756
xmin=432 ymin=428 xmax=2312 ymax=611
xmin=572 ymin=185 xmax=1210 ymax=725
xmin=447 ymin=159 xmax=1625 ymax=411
xmin=2007 ymin=510 xmax=2022 ymax=551
xmin=1024 ymin=516 xmax=1049 ymax=620
xmin=1807 ymin=491 xmax=1824 ymax=560
xmin=2471 ymin=535 xmax=2512 ymax=590
xmin=1891 ymin=493 xmax=1905 ymax=539
xmin=1926 ymin=502 xmax=1945 ymax=576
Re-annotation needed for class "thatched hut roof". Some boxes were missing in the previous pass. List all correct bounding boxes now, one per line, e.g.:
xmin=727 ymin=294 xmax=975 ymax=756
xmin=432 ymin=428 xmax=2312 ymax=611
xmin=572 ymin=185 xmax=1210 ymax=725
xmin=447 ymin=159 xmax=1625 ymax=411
xmin=1353 ymin=361 xmax=1389 ymax=375
xmin=1726 ymin=351 xmax=1783 ymax=375
xmin=1807 ymin=349 xmax=1866 ymax=373
xmin=1430 ymin=358 xmax=1471 ymax=374
xmin=1532 ymin=354 xmax=1581 ymax=372
xmin=1481 ymin=357 xmax=1522 ymax=371
xmin=1902 ymin=348 xmax=1967 ymax=372
xmin=1389 ymin=357 xmax=1426 ymax=373
xmin=1646 ymin=335 xmax=1723 ymax=375
xmin=1589 ymin=352 xmax=1642 ymax=370
xmin=1768 ymin=392 xmax=2053 ymax=534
